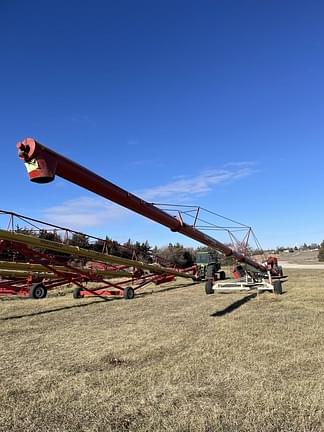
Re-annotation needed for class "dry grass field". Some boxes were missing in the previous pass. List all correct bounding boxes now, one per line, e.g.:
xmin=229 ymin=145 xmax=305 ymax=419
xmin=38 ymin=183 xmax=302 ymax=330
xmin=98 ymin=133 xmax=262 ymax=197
xmin=0 ymin=269 xmax=323 ymax=432
xmin=278 ymin=250 xmax=321 ymax=265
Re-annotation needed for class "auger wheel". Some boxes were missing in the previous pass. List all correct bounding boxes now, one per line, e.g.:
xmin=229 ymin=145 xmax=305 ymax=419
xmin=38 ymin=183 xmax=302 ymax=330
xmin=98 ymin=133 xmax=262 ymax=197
xmin=29 ymin=283 xmax=47 ymax=299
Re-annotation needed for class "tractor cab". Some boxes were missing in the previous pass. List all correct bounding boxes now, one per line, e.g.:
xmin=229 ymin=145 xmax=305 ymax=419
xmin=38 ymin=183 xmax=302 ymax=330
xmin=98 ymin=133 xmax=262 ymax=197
xmin=195 ymin=251 xmax=225 ymax=281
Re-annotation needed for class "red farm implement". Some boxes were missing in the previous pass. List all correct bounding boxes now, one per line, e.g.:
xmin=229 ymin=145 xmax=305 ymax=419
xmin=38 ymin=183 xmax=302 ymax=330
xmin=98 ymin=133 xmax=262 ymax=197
xmin=0 ymin=211 xmax=197 ymax=299
xmin=16 ymin=137 xmax=287 ymax=295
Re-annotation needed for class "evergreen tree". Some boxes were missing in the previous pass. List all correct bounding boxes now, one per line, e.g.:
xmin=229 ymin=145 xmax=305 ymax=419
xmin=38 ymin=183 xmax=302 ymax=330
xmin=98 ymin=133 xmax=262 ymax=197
xmin=69 ymin=233 xmax=90 ymax=249
xmin=38 ymin=229 xmax=62 ymax=242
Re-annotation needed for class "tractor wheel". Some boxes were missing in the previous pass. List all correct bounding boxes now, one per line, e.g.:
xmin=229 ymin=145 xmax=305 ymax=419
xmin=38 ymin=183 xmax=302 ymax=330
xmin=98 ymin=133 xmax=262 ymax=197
xmin=206 ymin=263 xmax=216 ymax=278
xmin=273 ymin=280 xmax=282 ymax=295
xmin=124 ymin=287 xmax=135 ymax=300
xmin=218 ymin=271 xmax=226 ymax=280
xmin=29 ymin=283 xmax=47 ymax=299
xmin=205 ymin=279 xmax=214 ymax=295
xmin=73 ymin=287 xmax=83 ymax=299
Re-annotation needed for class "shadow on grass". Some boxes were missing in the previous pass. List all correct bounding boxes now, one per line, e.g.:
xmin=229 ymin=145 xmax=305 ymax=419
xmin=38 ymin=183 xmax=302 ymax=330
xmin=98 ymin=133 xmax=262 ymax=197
xmin=0 ymin=282 xmax=199 ymax=321
xmin=0 ymin=298 xmax=112 ymax=321
xmin=136 ymin=281 xmax=199 ymax=298
xmin=210 ymin=292 xmax=258 ymax=317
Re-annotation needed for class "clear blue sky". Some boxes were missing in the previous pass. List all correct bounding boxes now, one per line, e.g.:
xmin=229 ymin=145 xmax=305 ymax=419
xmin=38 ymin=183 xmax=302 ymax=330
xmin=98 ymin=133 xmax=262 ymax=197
xmin=1 ymin=0 xmax=323 ymax=249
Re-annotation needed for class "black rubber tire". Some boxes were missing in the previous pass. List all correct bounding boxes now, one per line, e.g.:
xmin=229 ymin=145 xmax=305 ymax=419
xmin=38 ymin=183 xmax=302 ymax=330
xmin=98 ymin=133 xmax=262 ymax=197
xmin=29 ymin=283 xmax=47 ymax=299
xmin=124 ymin=287 xmax=135 ymax=300
xmin=218 ymin=270 xmax=226 ymax=280
xmin=273 ymin=280 xmax=282 ymax=295
xmin=206 ymin=263 xmax=216 ymax=278
xmin=73 ymin=287 xmax=83 ymax=299
xmin=205 ymin=279 xmax=214 ymax=295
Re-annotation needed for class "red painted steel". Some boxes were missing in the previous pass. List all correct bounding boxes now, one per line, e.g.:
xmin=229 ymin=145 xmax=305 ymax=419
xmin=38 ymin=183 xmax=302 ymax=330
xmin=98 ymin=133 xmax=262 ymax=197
xmin=17 ymin=137 xmax=268 ymax=273
xmin=0 ymin=237 xmax=195 ymax=299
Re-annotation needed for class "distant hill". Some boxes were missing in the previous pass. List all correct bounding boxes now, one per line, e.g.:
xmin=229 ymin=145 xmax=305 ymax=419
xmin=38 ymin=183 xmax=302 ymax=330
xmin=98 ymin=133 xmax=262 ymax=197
xmin=252 ymin=249 xmax=320 ymax=265
xmin=277 ymin=249 xmax=319 ymax=264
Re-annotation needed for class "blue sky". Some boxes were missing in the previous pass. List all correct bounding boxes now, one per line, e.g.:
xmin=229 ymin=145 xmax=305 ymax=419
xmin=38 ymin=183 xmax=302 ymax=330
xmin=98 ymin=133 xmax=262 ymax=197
xmin=1 ymin=0 xmax=323 ymax=249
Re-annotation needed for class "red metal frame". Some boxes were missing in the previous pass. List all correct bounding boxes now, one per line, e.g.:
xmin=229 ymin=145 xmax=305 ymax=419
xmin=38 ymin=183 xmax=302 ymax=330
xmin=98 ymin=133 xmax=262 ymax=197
xmin=0 ymin=233 xmax=197 ymax=299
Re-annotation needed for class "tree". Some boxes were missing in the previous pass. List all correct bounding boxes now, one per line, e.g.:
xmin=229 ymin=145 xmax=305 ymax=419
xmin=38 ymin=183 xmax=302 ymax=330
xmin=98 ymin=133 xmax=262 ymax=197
xmin=69 ymin=233 xmax=90 ymax=249
xmin=156 ymin=243 xmax=194 ymax=268
xmin=318 ymin=241 xmax=324 ymax=262
xmin=91 ymin=238 xmax=106 ymax=253
xmin=15 ymin=225 xmax=37 ymax=236
xmin=137 ymin=241 xmax=153 ymax=263
xmin=37 ymin=229 xmax=69 ymax=259
xmin=38 ymin=229 xmax=62 ymax=242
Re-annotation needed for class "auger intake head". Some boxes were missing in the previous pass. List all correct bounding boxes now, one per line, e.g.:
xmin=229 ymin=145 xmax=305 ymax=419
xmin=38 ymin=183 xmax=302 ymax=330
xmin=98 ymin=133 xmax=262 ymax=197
xmin=17 ymin=138 xmax=57 ymax=183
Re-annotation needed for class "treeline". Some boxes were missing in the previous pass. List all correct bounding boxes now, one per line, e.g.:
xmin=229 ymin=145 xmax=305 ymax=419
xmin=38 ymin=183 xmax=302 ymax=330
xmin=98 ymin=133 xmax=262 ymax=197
xmin=1 ymin=227 xmax=209 ymax=268
xmin=6 ymin=226 xmax=324 ymax=264
xmin=0 ymin=228 xmax=155 ymax=265
xmin=271 ymin=241 xmax=324 ymax=263
xmin=273 ymin=243 xmax=320 ymax=254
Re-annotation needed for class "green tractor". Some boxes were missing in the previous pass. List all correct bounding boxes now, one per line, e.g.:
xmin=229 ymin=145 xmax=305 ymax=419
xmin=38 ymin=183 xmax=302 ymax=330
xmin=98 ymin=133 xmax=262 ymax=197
xmin=195 ymin=251 xmax=226 ymax=282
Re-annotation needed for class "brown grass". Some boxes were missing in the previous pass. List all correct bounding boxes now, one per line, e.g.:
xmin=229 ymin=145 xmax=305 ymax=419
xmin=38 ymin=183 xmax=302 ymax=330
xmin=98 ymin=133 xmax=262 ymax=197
xmin=0 ymin=270 xmax=323 ymax=432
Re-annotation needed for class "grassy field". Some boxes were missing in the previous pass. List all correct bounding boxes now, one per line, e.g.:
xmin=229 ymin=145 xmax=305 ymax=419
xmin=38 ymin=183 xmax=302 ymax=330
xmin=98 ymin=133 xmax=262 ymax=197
xmin=0 ymin=269 xmax=323 ymax=432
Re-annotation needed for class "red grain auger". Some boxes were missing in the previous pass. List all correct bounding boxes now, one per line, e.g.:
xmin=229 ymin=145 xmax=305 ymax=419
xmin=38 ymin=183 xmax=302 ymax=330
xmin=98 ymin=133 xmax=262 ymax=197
xmin=16 ymin=137 xmax=285 ymax=295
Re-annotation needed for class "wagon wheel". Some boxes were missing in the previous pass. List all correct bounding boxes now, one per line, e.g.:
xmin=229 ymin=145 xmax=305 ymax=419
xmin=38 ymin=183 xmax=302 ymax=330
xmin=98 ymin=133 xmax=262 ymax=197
xmin=205 ymin=279 xmax=214 ymax=295
xmin=123 ymin=287 xmax=135 ymax=300
xmin=29 ymin=283 xmax=47 ymax=299
xmin=273 ymin=280 xmax=283 ymax=295
xmin=73 ymin=287 xmax=83 ymax=299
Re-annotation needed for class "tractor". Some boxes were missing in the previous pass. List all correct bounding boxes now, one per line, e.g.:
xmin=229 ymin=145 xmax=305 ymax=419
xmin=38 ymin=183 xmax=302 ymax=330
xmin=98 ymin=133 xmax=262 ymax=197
xmin=195 ymin=251 xmax=226 ymax=282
